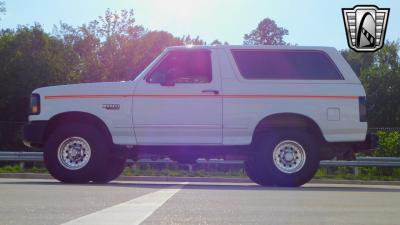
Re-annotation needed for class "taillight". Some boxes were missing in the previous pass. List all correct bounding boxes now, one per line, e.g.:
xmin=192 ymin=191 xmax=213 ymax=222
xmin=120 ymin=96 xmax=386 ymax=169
xmin=29 ymin=93 xmax=40 ymax=115
xmin=359 ymin=96 xmax=367 ymax=122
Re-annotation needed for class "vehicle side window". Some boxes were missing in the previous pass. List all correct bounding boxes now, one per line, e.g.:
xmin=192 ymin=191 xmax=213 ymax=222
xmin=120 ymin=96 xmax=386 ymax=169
xmin=147 ymin=50 xmax=212 ymax=84
xmin=231 ymin=50 xmax=343 ymax=80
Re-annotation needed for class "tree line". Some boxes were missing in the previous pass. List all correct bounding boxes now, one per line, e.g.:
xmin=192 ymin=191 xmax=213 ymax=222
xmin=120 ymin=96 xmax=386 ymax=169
xmin=0 ymin=7 xmax=399 ymax=149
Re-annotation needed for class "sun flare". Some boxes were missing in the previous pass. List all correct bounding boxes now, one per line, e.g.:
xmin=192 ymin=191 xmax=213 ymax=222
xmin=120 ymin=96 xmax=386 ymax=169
xmin=151 ymin=0 xmax=211 ymax=23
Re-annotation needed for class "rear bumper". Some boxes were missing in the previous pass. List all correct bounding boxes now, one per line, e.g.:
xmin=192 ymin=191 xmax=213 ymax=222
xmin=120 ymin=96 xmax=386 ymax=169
xmin=321 ymin=133 xmax=379 ymax=160
xmin=23 ymin=121 xmax=47 ymax=148
xmin=353 ymin=133 xmax=379 ymax=152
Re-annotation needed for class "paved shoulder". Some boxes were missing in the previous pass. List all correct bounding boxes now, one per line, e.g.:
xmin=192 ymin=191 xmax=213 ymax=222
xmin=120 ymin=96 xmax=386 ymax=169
xmin=142 ymin=183 xmax=400 ymax=225
xmin=0 ymin=178 xmax=176 ymax=225
xmin=62 ymin=183 xmax=186 ymax=225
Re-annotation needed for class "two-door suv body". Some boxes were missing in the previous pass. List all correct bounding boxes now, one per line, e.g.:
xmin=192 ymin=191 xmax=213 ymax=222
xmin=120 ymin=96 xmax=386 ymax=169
xmin=23 ymin=45 xmax=377 ymax=186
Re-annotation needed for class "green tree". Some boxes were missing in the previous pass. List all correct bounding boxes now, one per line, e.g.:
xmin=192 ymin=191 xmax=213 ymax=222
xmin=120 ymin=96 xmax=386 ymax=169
xmin=210 ymin=39 xmax=229 ymax=45
xmin=96 ymin=9 xmax=145 ymax=81
xmin=0 ymin=24 xmax=79 ymax=148
xmin=130 ymin=31 xmax=183 ymax=77
xmin=243 ymin=18 xmax=288 ymax=45
xmin=210 ymin=39 xmax=222 ymax=45
xmin=341 ymin=50 xmax=374 ymax=77
xmin=54 ymin=9 xmax=184 ymax=82
xmin=54 ymin=21 xmax=102 ymax=82
xmin=54 ymin=9 xmax=145 ymax=82
xmin=0 ymin=24 xmax=79 ymax=121
xmin=181 ymin=35 xmax=206 ymax=45
xmin=357 ymin=41 xmax=400 ymax=127
xmin=0 ymin=9 xmax=187 ymax=149
xmin=0 ymin=1 xmax=5 ymax=21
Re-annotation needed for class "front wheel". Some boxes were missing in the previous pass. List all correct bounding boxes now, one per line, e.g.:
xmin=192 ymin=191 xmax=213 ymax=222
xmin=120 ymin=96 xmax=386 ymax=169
xmin=246 ymin=129 xmax=320 ymax=187
xmin=92 ymin=156 xmax=126 ymax=183
xmin=44 ymin=123 xmax=110 ymax=183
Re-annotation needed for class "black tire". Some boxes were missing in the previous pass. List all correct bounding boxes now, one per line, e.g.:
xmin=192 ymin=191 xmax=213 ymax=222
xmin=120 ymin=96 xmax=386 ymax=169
xmin=248 ymin=129 xmax=320 ymax=187
xmin=92 ymin=155 xmax=126 ymax=183
xmin=44 ymin=123 xmax=110 ymax=183
xmin=244 ymin=155 xmax=274 ymax=186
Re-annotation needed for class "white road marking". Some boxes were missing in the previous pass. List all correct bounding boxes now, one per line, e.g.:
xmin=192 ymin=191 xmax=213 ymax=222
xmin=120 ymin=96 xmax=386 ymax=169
xmin=61 ymin=182 xmax=187 ymax=225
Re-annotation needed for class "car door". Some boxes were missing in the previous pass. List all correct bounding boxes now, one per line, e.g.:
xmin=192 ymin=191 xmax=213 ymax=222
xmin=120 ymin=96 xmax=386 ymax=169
xmin=132 ymin=49 xmax=222 ymax=144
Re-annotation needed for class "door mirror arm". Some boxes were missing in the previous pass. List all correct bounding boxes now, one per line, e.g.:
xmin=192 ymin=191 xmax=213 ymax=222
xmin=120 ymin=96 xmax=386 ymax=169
xmin=160 ymin=71 xmax=175 ymax=86
xmin=160 ymin=80 xmax=175 ymax=86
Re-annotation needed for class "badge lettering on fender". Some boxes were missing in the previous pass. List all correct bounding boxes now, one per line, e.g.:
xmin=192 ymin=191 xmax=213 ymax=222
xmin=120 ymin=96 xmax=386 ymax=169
xmin=102 ymin=104 xmax=120 ymax=110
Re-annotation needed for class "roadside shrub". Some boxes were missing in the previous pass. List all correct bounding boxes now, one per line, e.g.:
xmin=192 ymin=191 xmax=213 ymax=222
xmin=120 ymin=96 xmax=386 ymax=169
xmin=357 ymin=131 xmax=400 ymax=179
xmin=374 ymin=131 xmax=400 ymax=157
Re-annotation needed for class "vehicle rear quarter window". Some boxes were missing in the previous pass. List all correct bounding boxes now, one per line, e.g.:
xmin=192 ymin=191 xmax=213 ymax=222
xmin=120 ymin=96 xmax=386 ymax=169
xmin=231 ymin=50 xmax=343 ymax=80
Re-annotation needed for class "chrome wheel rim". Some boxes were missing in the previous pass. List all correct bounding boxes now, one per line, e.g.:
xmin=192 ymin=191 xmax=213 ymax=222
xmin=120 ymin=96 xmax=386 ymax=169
xmin=272 ymin=140 xmax=306 ymax=174
xmin=57 ymin=137 xmax=91 ymax=170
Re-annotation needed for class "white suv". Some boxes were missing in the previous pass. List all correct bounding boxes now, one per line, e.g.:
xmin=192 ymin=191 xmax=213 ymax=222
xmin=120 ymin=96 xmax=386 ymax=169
xmin=23 ymin=45 xmax=377 ymax=186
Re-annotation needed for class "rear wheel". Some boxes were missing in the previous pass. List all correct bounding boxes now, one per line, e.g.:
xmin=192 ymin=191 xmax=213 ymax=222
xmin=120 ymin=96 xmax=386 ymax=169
xmin=247 ymin=129 xmax=320 ymax=187
xmin=44 ymin=123 xmax=110 ymax=183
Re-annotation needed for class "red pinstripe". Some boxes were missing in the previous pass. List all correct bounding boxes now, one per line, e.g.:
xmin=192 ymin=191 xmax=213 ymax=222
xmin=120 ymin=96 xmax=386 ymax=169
xmin=44 ymin=94 xmax=358 ymax=100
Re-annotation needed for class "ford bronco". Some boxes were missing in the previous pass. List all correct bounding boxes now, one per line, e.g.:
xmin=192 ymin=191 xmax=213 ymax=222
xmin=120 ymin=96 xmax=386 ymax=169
xmin=23 ymin=45 xmax=377 ymax=186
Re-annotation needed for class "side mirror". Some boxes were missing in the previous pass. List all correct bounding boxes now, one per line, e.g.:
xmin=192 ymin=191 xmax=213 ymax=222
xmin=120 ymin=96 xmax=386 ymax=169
xmin=160 ymin=70 xmax=175 ymax=86
xmin=161 ymin=79 xmax=175 ymax=86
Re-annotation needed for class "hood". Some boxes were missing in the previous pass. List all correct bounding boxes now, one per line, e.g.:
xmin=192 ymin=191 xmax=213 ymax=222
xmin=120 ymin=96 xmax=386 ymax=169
xmin=33 ymin=81 xmax=137 ymax=98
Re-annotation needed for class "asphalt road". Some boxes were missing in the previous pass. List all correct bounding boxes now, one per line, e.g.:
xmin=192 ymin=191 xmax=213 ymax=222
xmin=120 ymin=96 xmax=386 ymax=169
xmin=0 ymin=178 xmax=399 ymax=225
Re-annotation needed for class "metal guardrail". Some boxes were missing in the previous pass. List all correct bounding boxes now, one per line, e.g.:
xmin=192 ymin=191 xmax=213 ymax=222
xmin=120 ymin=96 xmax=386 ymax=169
xmin=0 ymin=151 xmax=43 ymax=162
xmin=0 ymin=151 xmax=400 ymax=167
xmin=320 ymin=157 xmax=400 ymax=167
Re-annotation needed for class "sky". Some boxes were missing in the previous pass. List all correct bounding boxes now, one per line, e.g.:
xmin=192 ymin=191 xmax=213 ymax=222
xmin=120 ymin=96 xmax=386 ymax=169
xmin=1 ymin=0 xmax=399 ymax=50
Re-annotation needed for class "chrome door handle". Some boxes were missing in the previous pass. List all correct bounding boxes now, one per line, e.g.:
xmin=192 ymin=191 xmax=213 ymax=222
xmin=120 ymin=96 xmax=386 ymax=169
xmin=201 ymin=89 xmax=219 ymax=94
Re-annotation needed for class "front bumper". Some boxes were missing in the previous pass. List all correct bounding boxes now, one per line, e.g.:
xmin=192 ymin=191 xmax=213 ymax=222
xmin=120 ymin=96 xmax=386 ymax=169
xmin=23 ymin=121 xmax=47 ymax=148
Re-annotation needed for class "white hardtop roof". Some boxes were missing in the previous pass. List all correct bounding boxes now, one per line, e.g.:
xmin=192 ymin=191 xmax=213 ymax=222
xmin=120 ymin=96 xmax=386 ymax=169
xmin=165 ymin=45 xmax=337 ymax=52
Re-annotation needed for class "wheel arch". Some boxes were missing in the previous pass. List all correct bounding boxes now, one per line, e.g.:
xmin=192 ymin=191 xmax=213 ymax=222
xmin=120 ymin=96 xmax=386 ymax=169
xmin=252 ymin=113 xmax=326 ymax=144
xmin=43 ymin=111 xmax=113 ymax=145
